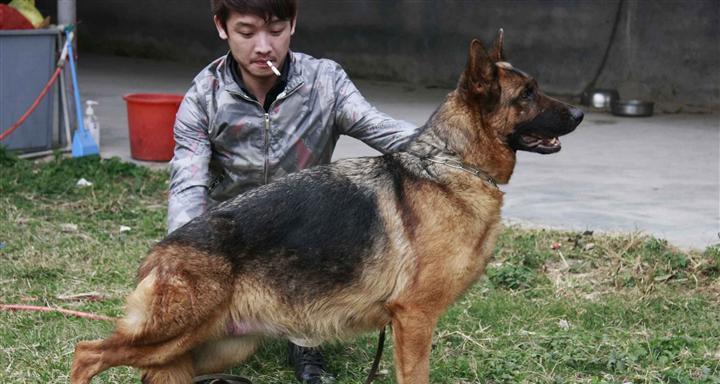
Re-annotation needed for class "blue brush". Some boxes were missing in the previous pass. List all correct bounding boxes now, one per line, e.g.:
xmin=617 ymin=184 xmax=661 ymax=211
xmin=65 ymin=28 xmax=99 ymax=157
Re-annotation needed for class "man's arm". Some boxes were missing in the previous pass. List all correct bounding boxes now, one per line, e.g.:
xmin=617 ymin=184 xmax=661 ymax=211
xmin=332 ymin=64 xmax=421 ymax=153
xmin=167 ymin=83 xmax=213 ymax=234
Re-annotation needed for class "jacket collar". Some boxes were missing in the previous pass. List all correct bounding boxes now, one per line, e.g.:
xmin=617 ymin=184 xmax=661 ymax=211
xmin=222 ymin=51 xmax=304 ymax=99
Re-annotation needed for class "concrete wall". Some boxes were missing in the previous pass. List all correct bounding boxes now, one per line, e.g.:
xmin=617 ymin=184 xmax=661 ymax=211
xmin=37 ymin=0 xmax=720 ymax=107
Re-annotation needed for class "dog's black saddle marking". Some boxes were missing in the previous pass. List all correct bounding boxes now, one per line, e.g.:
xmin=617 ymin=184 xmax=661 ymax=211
xmin=165 ymin=166 xmax=382 ymax=300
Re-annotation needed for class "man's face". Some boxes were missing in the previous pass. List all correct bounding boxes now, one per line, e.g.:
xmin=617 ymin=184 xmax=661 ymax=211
xmin=214 ymin=12 xmax=295 ymax=81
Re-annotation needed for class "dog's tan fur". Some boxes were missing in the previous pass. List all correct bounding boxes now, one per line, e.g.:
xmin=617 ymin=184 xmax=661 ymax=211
xmin=71 ymin=31 xmax=581 ymax=383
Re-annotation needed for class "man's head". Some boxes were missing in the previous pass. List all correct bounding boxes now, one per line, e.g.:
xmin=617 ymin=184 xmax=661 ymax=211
xmin=212 ymin=0 xmax=298 ymax=82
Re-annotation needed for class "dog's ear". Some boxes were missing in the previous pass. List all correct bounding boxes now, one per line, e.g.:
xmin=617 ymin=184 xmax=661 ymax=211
xmin=461 ymin=39 xmax=500 ymax=106
xmin=490 ymin=28 xmax=504 ymax=62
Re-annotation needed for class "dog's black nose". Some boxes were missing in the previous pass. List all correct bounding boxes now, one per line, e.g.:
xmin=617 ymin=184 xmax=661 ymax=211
xmin=569 ymin=107 xmax=584 ymax=125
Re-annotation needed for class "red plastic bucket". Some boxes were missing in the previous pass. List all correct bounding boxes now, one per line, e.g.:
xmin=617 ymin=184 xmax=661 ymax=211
xmin=123 ymin=93 xmax=184 ymax=161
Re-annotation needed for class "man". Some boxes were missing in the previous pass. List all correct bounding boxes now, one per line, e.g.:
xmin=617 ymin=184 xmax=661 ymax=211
xmin=168 ymin=0 xmax=420 ymax=382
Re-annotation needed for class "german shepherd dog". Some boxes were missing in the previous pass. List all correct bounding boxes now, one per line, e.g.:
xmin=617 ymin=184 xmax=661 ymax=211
xmin=71 ymin=31 xmax=582 ymax=384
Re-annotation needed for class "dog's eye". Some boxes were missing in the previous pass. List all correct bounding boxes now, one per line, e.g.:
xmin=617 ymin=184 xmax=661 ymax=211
xmin=520 ymin=87 xmax=535 ymax=101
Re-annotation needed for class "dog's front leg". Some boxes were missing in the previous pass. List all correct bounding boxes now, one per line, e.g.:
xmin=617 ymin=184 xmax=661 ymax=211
xmin=388 ymin=303 xmax=437 ymax=384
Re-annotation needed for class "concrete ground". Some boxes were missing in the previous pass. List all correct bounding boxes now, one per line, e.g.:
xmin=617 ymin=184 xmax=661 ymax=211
xmin=76 ymin=54 xmax=719 ymax=251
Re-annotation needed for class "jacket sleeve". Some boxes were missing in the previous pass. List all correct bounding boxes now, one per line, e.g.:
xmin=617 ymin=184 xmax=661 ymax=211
xmin=167 ymin=81 xmax=213 ymax=234
xmin=332 ymin=64 xmax=420 ymax=153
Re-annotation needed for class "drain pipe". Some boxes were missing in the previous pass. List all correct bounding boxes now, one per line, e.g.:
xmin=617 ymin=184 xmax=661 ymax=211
xmin=59 ymin=0 xmax=76 ymax=147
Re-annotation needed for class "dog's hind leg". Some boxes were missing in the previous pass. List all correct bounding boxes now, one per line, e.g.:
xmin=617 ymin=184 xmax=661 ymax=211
xmin=71 ymin=249 xmax=235 ymax=383
xmin=191 ymin=336 xmax=261 ymax=375
xmin=71 ymin=315 xmax=228 ymax=384
xmin=71 ymin=315 xmax=230 ymax=383
xmin=70 ymin=340 xmax=109 ymax=384
xmin=387 ymin=303 xmax=438 ymax=384
xmin=140 ymin=353 xmax=194 ymax=384
xmin=137 ymin=337 xmax=260 ymax=383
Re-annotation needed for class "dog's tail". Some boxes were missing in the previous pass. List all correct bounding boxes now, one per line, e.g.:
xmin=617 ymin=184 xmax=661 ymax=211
xmin=119 ymin=244 xmax=234 ymax=343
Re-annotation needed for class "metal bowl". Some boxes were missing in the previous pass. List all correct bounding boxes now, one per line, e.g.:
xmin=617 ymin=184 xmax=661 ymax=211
xmin=611 ymin=100 xmax=654 ymax=117
xmin=580 ymin=88 xmax=619 ymax=109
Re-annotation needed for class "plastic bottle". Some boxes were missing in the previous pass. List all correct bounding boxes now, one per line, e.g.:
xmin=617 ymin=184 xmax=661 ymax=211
xmin=84 ymin=100 xmax=100 ymax=148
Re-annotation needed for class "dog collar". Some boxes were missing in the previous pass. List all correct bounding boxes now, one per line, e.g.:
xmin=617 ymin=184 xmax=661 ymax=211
xmin=406 ymin=153 xmax=499 ymax=189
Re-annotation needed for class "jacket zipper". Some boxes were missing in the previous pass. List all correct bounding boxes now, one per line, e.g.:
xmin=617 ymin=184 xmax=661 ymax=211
xmin=261 ymin=83 xmax=303 ymax=185
xmin=263 ymin=113 xmax=270 ymax=184
xmin=227 ymin=82 xmax=304 ymax=185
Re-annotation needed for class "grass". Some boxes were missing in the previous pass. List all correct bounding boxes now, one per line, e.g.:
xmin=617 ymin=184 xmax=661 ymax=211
xmin=1 ymin=149 xmax=718 ymax=383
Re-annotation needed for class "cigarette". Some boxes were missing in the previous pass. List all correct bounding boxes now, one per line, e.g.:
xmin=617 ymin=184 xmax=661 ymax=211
xmin=266 ymin=60 xmax=281 ymax=76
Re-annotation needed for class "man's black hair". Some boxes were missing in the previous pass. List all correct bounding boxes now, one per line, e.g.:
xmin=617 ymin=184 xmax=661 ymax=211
xmin=211 ymin=0 xmax=298 ymax=30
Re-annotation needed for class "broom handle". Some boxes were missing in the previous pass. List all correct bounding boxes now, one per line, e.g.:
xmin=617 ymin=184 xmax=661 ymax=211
xmin=65 ymin=29 xmax=85 ymax=132
xmin=58 ymin=33 xmax=73 ymax=148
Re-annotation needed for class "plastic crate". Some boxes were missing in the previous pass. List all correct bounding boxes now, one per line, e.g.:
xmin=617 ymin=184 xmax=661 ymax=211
xmin=0 ymin=29 xmax=59 ymax=152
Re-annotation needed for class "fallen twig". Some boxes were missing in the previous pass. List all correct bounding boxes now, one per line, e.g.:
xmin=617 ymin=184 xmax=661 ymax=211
xmin=0 ymin=304 xmax=116 ymax=321
xmin=57 ymin=291 xmax=107 ymax=302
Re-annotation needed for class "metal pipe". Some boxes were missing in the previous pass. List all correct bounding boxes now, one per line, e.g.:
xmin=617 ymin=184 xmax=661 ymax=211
xmin=57 ymin=0 xmax=75 ymax=26
xmin=59 ymin=34 xmax=72 ymax=150
xmin=58 ymin=0 xmax=76 ymax=53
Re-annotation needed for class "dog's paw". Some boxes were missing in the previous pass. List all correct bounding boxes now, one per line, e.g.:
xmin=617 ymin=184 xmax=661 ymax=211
xmin=70 ymin=341 xmax=105 ymax=384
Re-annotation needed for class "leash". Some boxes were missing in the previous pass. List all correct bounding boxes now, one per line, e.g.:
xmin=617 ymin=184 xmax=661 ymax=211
xmin=364 ymin=326 xmax=387 ymax=384
xmin=192 ymin=374 xmax=251 ymax=384
xmin=193 ymin=326 xmax=388 ymax=384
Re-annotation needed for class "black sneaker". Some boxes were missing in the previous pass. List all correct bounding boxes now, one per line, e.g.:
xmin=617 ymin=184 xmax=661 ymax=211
xmin=288 ymin=343 xmax=336 ymax=384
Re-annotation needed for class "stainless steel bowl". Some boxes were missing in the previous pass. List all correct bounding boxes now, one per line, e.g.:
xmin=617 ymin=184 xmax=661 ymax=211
xmin=611 ymin=100 xmax=654 ymax=117
xmin=580 ymin=89 xmax=619 ymax=109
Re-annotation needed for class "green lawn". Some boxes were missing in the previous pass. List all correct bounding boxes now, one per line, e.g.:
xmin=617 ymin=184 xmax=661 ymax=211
xmin=1 ymin=151 xmax=718 ymax=383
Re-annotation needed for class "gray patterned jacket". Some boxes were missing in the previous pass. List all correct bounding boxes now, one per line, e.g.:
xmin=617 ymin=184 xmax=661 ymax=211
xmin=167 ymin=51 xmax=420 ymax=233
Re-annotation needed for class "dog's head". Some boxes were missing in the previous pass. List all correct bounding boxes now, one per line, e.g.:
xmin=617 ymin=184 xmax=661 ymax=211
xmin=458 ymin=30 xmax=583 ymax=155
